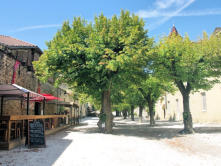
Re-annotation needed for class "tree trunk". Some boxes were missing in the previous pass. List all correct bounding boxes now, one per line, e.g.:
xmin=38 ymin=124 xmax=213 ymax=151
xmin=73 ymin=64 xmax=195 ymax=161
xmin=147 ymin=97 xmax=155 ymax=126
xmin=103 ymin=89 xmax=113 ymax=134
xmin=101 ymin=92 xmax=104 ymax=114
xmin=131 ymin=105 xmax=135 ymax=121
xmin=149 ymin=104 xmax=155 ymax=126
xmin=116 ymin=110 xmax=120 ymax=117
xmin=181 ymin=93 xmax=194 ymax=134
xmin=128 ymin=110 xmax=131 ymax=118
xmin=123 ymin=110 xmax=127 ymax=119
xmin=97 ymin=92 xmax=105 ymax=132
xmin=139 ymin=105 xmax=143 ymax=123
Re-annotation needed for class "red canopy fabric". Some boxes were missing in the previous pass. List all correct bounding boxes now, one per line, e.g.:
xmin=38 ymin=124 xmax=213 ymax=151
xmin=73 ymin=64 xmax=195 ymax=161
xmin=30 ymin=93 xmax=61 ymax=102
xmin=41 ymin=94 xmax=61 ymax=101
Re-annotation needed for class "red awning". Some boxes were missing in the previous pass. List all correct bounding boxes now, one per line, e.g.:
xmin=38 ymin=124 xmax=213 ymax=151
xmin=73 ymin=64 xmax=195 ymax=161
xmin=30 ymin=93 xmax=61 ymax=102
xmin=41 ymin=93 xmax=61 ymax=101
xmin=31 ymin=93 xmax=61 ymax=102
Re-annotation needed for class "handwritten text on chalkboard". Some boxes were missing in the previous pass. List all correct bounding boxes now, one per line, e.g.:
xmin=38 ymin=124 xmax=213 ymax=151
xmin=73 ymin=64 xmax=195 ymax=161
xmin=28 ymin=119 xmax=46 ymax=148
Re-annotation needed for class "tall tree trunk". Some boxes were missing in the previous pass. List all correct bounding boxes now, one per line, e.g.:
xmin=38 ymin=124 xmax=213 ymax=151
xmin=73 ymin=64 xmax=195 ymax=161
xmin=101 ymin=92 xmax=104 ymax=114
xmin=176 ymin=81 xmax=194 ymax=134
xmin=148 ymin=103 xmax=155 ymax=126
xmin=147 ymin=96 xmax=155 ymax=126
xmin=128 ymin=110 xmax=131 ymax=118
xmin=123 ymin=110 xmax=127 ymax=119
xmin=131 ymin=105 xmax=135 ymax=121
xmin=139 ymin=105 xmax=143 ymax=123
xmin=97 ymin=92 xmax=105 ymax=132
xmin=103 ymin=89 xmax=113 ymax=134
xmin=181 ymin=93 xmax=194 ymax=133
xmin=116 ymin=110 xmax=120 ymax=117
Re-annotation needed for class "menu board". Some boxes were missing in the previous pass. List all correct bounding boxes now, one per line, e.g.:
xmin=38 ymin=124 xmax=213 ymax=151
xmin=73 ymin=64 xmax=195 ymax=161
xmin=28 ymin=119 xmax=46 ymax=148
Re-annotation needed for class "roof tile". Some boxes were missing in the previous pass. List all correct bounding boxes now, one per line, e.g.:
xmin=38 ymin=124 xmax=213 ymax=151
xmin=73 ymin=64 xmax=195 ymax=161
xmin=0 ymin=35 xmax=37 ymax=47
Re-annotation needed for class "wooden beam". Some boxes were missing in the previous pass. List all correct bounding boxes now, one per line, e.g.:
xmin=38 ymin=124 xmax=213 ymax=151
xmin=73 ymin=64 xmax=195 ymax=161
xmin=0 ymin=115 xmax=68 ymax=121
xmin=7 ymin=121 xmax=11 ymax=143
xmin=43 ymin=98 xmax=45 ymax=115
xmin=27 ymin=92 xmax=29 ymax=115
xmin=1 ymin=97 xmax=3 ymax=116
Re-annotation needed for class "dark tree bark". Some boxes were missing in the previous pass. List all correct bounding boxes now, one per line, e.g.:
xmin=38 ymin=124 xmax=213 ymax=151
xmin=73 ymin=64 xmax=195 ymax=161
xmin=101 ymin=92 xmax=104 ymax=114
xmin=147 ymin=95 xmax=155 ymax=126
xmin=123 ymin=110 xmax=127 ymax=119
xmin=148 ymin=103 xmax=155 ymax=126
xmin=97 ymin=92 xmax=105 ymax=132
xmin=128 ymin=110 xmax=131 ymax=117
xmin=139 ymin=105 xmax=143 ymax=123
xmin=116 ymin=110 xmax=120 ymax=117
xmin=181 ymin=93 xmax=194 ymax=133
xmin=103 ymin=89 xmax=113 ymax=134
xmin=138 ymin=88 xmax=155 ymax=126
xmin=131 ymin=105 xmax=135 ymax=121
xmin=176 ymin=81 xmax=194 ymax=134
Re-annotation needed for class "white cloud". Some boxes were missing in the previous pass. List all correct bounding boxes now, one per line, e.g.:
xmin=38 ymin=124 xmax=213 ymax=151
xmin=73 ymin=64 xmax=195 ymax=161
xmin=137 ymin=8 xmax=221 ymax=18
xmin=154 ymin=0 xmax=183 ymax=9
xmin=10 ymin=24 xmax=62 ymax=33
xmin=176 ymin=9 xmax=221 ymax=16
xmin=136 ymin=0 xmax=195 ymax=30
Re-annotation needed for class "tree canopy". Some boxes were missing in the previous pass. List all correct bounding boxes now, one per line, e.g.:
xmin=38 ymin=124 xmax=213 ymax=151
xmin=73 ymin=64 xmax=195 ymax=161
xmin=152 ymin=32 xmax=221 ymax=133
xmin=34 ymin=10 xmax=152 ymax=133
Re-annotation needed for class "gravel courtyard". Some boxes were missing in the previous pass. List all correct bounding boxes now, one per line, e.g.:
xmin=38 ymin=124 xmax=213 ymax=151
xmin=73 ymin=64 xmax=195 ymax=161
xmin=0 ymin=117 xmax=221 ymax=166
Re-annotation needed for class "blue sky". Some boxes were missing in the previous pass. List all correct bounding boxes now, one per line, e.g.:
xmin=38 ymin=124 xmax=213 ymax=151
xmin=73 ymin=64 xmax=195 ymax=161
xmin=1 ymin=0 xmax=221 ymax=50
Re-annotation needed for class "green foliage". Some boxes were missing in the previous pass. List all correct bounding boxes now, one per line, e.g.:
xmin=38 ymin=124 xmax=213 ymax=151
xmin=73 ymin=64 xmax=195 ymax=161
xmin=33 ymin=10 xmax=151 ymax=108
xmin=153 ymin=33 xmax=221 ymax=93
xmin=139 ymin=76 xmax=174 ymax=103
xmin=98 ymin=112 xmax=106 ymax=123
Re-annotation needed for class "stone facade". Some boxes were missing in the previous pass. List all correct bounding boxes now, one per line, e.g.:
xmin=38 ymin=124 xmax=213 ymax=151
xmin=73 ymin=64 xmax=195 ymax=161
xmin=0 ymin=47 xmax=40 ymax=115
xmin=0 ymin=37 xmax=76 ymax=116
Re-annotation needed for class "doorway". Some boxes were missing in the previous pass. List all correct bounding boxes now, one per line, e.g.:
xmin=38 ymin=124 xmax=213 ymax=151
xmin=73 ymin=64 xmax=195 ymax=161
xmin=34 ymin=102 xmax=41 ymax=115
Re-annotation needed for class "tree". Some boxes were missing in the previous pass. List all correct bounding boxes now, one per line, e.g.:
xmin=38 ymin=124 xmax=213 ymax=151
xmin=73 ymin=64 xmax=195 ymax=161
xmin=138 ymin=76 xmax=173 ymax=126
xmin=124 ymin=85 xmax=146 ymax=121
xmin=34 ymin=10 xmax=151 ymax=133
xmin=153 ymin=32 xmax=221 ymax=133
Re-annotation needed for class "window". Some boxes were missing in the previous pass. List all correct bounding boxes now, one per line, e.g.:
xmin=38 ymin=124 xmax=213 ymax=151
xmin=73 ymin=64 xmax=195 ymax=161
xmin=201 ymin=92 xmax=207 ymax=112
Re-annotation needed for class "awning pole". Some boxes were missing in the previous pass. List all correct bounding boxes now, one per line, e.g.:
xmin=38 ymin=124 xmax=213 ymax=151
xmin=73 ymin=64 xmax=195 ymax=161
xmin=43 ymin=98 xmax=46 ymax=115
xmin=27 ymin=92 xmax=30 ymax=115
xmin=1 ymin=97 xmax=4 ymax=116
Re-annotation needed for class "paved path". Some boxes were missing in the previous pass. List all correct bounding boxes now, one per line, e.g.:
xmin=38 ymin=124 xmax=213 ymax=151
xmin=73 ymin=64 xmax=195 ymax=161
xmin=0 ymin=117 xmax=221 ymax=166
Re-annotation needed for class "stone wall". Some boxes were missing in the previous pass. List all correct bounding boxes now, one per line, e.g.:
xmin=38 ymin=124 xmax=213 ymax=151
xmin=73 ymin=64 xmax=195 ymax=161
xmin=0 ymin=46 xmax=82 ymax=116
xmin=0 ymin=48 xmax=40 ymax=115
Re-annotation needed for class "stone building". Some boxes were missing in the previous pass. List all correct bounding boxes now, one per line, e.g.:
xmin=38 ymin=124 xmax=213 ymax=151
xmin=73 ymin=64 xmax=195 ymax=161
xmin=0 ymin=35 xmax=75 ymax=116
xmin=155 ymin=27 xmax=221 ymax=123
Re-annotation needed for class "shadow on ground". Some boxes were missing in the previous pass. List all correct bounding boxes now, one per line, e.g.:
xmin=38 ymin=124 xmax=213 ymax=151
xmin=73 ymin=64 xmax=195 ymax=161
xmin=194 ymin=126 xmax=221 ymax=134
xmin=76 ymin=118 xmax=221 ymax=140
xmin=0 ymin=129 xmax=73 ymax=166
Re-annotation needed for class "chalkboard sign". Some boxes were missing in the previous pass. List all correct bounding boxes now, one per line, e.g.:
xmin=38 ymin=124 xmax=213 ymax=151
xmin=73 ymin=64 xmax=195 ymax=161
xmin=28 ymin=119 xmax=46 ymax=148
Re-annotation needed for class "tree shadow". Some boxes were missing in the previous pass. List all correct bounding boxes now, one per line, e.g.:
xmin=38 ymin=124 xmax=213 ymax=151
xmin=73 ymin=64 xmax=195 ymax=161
xmin=0 ymin=128 xmax=73 ymax=166
xmin=78 ymin=119 xmax=221 ymax=140
xmin=194 ymin=126 xmax=221 ymax=134
xmin=112 ymin=123 xmax=183 ymax=140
